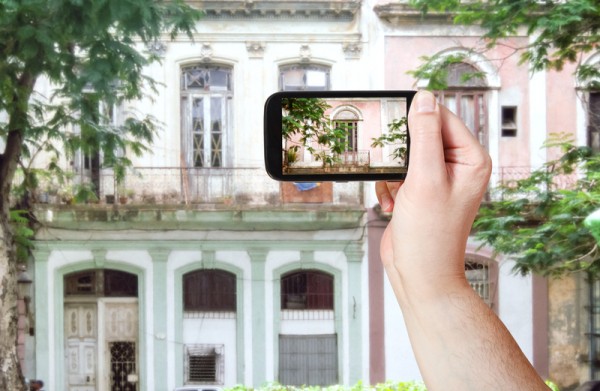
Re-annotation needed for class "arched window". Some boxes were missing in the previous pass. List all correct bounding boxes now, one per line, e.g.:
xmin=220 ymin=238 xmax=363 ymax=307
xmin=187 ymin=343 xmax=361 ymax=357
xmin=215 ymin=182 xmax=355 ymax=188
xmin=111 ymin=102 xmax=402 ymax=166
xmin=183 ymin=269 xmax=236 ymax=312
xmin=436 ymin=62 xmax=488 ymax=148
xmin=181 ymin=65 xmax=232 ymax=168
xmin=279 ymin=64 xmax=330 ymax=91
xmin=333 ymin=109 xmax=360 ymax=152
xmin=64 ymin=269 xmax=138 ymax=297
xmin=281 ymin=269 xmax=334 ymax=310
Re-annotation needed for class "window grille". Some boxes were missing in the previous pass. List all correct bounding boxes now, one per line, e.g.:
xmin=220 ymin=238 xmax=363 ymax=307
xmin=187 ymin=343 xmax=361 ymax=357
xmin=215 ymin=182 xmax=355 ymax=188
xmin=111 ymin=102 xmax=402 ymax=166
xmin=279 ymin=334 xmax=338 ymax=386
xmin=465 ymin=260 xmax=490 ymax=306
xmin=185 ymin=344 xmax=224 ymax=385
xmin=281 ymin=270 xmax=334 ymax=310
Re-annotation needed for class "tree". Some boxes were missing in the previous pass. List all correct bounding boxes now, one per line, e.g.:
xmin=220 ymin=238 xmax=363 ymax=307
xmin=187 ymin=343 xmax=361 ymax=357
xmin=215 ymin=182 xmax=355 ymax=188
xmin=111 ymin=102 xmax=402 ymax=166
xmin=475 ymin=135 xmax=600 ymax=277
xmin=0 ymin=1 xmax=201 ymax=389
xmin=282 ymin=97 xmax=347 ymax=168
xmin=407 ymin=0 xmax=600 ymax=277
xmin=409 ymin=0 xmax=600 ymax=90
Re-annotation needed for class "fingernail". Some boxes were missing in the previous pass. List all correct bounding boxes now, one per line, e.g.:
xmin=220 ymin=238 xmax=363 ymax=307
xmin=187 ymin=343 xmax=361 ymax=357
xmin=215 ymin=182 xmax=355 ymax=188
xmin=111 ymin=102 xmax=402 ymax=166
xmin=380 ymin=193 xmax=393 ymax=212
xmin=414 ymin=91 xmax=436 ymax=113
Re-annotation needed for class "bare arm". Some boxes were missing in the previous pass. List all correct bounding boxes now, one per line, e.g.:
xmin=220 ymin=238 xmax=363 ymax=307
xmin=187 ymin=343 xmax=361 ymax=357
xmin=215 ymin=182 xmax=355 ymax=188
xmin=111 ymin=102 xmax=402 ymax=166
xmin=376 ymin=91 xmax=548 ymax=390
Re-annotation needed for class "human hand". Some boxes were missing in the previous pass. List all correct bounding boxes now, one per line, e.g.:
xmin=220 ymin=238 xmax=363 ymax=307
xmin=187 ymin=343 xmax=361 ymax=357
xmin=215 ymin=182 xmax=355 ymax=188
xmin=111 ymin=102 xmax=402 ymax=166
xmin=376 ymin=90 xmax=492 ymax=303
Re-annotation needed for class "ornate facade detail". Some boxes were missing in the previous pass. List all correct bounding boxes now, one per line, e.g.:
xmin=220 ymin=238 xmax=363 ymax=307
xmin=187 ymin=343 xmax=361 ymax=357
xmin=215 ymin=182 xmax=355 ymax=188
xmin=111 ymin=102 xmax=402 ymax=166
xmin=190 ymin=0 xmax=360 ymax=20
xmin=147 ymin=40 xmax=167 ymax=57
xmin=299 ymin=44 xmax=312 ymax=63
xmin=200 ymin=43 xmax=214 ymax=63
xmin=343 ymin=41 xmax=362 ymax=59
xmin=373 ymin=2 xmax=453 ymax=25
xmin=246 ymin=41 xmax=266 ymax=58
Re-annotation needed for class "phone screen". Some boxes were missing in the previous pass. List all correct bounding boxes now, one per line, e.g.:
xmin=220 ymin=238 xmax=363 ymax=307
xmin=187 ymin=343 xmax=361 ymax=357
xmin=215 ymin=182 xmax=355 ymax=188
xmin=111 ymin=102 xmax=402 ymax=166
xmin=264 ymin=90 xmax=416 ymax=181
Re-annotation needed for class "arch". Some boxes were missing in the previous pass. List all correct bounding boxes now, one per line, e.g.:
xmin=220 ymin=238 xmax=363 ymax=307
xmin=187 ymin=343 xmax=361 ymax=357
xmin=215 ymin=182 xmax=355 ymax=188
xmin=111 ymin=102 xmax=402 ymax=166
xmin=330 ymin=104 xmax=362 ymax=121
xmin=53 ymin=258 xmax=147 ymax=391
xmin=416 ymin=48 xmax=500 ymax=89
xmin=173 ymin=260 xmax=245 ymax=387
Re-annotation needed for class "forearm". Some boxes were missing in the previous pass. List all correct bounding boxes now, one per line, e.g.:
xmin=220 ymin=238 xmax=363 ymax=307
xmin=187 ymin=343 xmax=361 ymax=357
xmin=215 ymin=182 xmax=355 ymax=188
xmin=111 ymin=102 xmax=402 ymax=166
xmin=392 ymin=275 xmax=548 ymax=391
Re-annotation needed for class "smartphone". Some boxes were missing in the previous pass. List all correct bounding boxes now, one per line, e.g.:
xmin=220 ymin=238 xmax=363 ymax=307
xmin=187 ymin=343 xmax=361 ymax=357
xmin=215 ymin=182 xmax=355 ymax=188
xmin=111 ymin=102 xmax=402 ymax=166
xmin=264 ymin=90 xmax=416 ymax=181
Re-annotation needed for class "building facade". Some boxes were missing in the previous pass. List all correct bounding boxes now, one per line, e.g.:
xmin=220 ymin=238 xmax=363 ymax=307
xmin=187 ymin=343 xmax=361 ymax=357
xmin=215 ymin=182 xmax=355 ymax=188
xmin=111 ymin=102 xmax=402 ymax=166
xmin=16 ymin=1 xmax=600 ymax=390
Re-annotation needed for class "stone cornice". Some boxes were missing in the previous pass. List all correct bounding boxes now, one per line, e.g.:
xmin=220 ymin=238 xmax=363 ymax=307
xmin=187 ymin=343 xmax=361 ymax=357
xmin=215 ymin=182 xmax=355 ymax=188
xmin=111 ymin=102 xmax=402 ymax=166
xmin=189 ymin=0 xmax=361 ymax=20
xmin=373 ymin=2 xmax=453 ymax=25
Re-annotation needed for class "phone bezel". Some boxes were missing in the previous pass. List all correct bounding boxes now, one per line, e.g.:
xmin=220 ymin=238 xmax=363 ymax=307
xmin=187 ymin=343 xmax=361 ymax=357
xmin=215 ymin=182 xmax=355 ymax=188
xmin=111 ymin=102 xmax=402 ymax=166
xmin=264 ymin=90 xmax=416 ymax=182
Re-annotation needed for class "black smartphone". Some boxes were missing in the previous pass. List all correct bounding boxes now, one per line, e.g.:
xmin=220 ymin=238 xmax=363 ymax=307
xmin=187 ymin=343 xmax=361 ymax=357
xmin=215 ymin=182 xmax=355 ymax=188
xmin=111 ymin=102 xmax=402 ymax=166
xmin=264 ymin=90 xmax=416 ymax=181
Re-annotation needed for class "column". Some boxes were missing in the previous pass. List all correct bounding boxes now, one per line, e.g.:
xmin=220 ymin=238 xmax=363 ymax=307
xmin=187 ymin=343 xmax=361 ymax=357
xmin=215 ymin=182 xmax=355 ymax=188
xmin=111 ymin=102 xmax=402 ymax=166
xmin=248 ymin=249 xmax=268 ymax=387
xmin=150 ymin=249 xmax=170 ymax=391
xmin=346 ymin=242 xmax=365 ymax=385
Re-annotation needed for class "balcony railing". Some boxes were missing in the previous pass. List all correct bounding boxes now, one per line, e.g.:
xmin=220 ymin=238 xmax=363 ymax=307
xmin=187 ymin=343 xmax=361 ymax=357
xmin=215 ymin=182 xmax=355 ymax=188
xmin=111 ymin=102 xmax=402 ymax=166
xmin=31 ymin=166 xmax=364 ymax=207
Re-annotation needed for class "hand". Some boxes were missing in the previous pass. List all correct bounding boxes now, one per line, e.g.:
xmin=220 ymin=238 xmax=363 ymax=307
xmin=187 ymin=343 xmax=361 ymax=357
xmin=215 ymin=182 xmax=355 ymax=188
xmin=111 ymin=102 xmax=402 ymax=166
xmin=376 ymin=90 xmax=492 ymax=302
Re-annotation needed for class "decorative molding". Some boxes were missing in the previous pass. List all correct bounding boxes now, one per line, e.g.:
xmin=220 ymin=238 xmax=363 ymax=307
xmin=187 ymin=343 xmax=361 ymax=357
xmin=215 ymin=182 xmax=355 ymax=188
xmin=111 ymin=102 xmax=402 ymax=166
xmin=200 ymin=43 xmax=214 ymax=63
xmin=299 ymin=44 xmax=312 ymax=63
xmin=92 ymin=249 xmax=106 ymax=268
xmin=190 ymin=0 xmax=360 ymax=20
xmin=342 ymin=41 xmax=362 ymax=59
xmin=374 ymin=2 xmax=453 ymax=25
xmin=147 ymin=40 xmax=167 ymax=57
xmin=345 ymin=243 xmax=364 ymax=263
xmin=246 ymin=41 xmax=266 ymax=58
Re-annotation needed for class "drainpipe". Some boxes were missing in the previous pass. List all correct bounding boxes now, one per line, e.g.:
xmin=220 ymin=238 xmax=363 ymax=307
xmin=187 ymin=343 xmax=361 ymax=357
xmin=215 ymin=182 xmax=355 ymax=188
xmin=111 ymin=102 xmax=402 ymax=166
xmin=583 ymin=209 xmax=600 ymax=379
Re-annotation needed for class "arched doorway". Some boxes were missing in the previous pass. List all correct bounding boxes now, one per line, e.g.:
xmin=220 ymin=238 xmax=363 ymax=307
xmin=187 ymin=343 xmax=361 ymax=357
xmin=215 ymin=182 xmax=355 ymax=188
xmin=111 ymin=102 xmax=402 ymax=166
xmin=64 ymin=269 xmax=139 ymax=391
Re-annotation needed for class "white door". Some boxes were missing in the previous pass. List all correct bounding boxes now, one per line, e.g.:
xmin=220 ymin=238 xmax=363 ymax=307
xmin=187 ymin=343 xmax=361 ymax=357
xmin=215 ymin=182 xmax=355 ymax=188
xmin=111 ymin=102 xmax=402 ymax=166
xmin=65 ymin=303 xmax=97 ymax=391
xmin=65 ymin=299 xmax=139 ymax=391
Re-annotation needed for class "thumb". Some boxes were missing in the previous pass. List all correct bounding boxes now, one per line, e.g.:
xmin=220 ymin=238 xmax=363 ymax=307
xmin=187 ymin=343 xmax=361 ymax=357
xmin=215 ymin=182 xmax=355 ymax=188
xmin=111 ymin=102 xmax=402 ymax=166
xmin=406 ymin=91 xmax=445 ymax=184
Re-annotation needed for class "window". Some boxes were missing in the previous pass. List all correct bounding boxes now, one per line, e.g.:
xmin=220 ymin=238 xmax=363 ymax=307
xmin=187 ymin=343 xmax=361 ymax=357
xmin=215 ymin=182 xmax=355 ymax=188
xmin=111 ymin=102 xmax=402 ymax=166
xmin=183 ymin=269 xmax=236 ymax=312
xmin=64 ymin=269 xmax=138 ymax=297
xmin=185 ymin=344 xmax=224 ymax=385
xmin=279 ymin=334 xmax=338 ymax=386
xmin=280 ymin=64 xmax=330 ymax=91
xmin=181 ymin=65 xmax=232 ymax=168
xmin=436 ymin=62 xmax=488 ymax=148
xmin=464 ymin=257 xmax=496 ymax=308
xmin=588 ymin=92 xmax=600 ymax=153
xmin=501 ymin=106 xmax=518 ymax=137
xmin=281 ymin=270 xmax=334 ymax=310
xmin=333 ymin=109 xmax=359 ymax=152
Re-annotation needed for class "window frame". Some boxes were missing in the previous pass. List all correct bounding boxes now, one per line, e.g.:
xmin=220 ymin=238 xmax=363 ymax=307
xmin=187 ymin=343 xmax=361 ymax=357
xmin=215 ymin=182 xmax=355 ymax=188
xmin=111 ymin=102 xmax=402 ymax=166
xmin=280 ymin=269 xmax=334 ymax=310
xmin=180 ymin=64 xmax=233 ymax=168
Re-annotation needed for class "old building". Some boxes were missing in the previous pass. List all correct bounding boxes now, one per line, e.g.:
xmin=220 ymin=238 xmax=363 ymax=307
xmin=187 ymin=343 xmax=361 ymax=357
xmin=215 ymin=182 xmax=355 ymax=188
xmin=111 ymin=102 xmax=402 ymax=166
xmin=16 ymin=1 xmax=599 ymax=390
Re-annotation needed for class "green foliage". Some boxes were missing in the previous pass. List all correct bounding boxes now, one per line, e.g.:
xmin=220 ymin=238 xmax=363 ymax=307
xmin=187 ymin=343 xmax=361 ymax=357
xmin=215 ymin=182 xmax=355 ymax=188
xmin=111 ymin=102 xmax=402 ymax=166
xmin=0 ymin=0 xmax=202 ymax=200
xmin=408 ymin=0 xmax=600 ymax=89
xmin=9 ymin=210 xmax=34 ymax=264
xmin=475 ymin=134 xmax=600 ymax=277
xmin=371 ymin=117 xmax=409 ymax=162
xmin=281 ymin=98 xmax=348 ymax=167
xmin=545 ymin=380 xmax=561 ymax=391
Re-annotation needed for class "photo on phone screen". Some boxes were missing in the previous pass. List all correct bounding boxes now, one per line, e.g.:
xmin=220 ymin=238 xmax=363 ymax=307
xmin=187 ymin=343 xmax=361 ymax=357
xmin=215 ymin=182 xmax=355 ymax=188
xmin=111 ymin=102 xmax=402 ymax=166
xmin=264 ymin=90 xmax=416 ymax=181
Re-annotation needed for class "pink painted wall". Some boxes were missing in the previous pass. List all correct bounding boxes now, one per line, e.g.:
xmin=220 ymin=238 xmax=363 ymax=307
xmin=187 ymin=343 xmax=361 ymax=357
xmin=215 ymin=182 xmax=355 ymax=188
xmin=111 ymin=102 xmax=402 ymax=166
xmin=384 ymin=36 xmax=536 ymax=169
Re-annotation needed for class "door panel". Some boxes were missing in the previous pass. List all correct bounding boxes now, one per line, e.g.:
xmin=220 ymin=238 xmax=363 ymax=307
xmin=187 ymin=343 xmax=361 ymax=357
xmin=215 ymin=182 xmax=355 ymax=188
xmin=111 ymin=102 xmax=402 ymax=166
xmin=65 ymin=304 xmax=97 ymax=391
